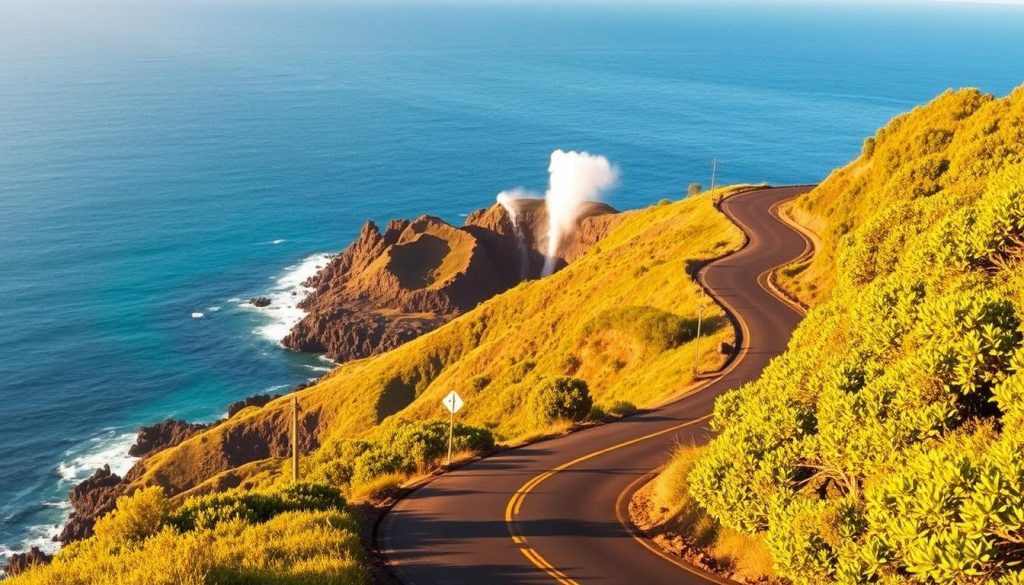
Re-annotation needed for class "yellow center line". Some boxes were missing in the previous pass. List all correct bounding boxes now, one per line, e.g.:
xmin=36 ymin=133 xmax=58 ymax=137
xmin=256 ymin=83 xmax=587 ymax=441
xmin=505 ymin=413 xmax=714 ymax=584
xmin=504 ymin=190 xmax=813 ymax=584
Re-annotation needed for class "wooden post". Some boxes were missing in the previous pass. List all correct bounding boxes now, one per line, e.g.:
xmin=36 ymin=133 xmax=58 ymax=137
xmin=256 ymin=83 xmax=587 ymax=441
xmin=694 ymin=304 xmax=705 ymax=376
xmin=710 ymin=158 xmax=718 ymax=196
xmin=291 ymin=396 xmax=299 ymax=484
xmin=446 ymin=406 xmax=454 ymax=467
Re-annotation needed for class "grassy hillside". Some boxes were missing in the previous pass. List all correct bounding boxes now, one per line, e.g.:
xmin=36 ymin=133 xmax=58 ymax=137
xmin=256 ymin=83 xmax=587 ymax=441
xmin=10 ymin=186 xmax=758 ymax=583
xmin=656 ymin=86 xmax=1024 ymax=585
xmin=779 ymin=86 xmax=1023 ymax=306
xmin=128 ymin=187 xmax=748 ymax=499
xmin=8 ymin=484 xmax=369 ymax=585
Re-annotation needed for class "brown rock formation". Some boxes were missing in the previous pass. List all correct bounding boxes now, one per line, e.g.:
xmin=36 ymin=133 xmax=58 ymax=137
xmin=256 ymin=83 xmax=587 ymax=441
xmin=128 ymin=419 xmax=209 ymax=458
xmin=55 ymin=465 xmax=125 ymax=545
xmin=3 ymin=547 xmax=52 ymax=576
xmin=249 ymin=296 xmax=272 ymax=308
xmin=227 ymin=382 xmax=313 ymax=418
xmin=283 ymin=199 xmax=620 ymax=362
xmin=227 ymin=393 xmax=276 ymax=418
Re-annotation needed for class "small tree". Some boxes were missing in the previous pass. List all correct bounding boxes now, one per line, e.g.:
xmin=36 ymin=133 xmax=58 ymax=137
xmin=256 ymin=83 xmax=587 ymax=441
xmin=531 ymin=377 xmax=593 ymax=425
xmin=687 ymin=183 xmax=703 ymax=197
xmin=94 ymin=486 xmax=170 ymax=546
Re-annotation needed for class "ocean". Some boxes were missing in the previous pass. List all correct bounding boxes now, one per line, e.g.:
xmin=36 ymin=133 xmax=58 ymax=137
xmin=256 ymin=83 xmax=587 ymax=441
xmin=1 ymin=0 xmax=1022 ymax=562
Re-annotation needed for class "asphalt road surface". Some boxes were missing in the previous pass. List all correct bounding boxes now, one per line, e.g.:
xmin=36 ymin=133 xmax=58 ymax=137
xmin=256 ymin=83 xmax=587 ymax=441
xmin=378 ymin=186 xmax=815 ymax=585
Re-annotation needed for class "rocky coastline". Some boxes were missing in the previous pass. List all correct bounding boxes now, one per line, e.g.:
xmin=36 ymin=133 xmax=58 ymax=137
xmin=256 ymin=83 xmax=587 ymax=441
xmin=283 ymin=198 xmax=620 ymax=361
xmin=6 ymin=198 xmax=621 ymax=575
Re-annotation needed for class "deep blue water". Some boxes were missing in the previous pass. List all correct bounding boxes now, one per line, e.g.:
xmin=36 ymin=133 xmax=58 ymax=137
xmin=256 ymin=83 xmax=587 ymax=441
xmin=1 ymin=0 xmax=1022 ymax=561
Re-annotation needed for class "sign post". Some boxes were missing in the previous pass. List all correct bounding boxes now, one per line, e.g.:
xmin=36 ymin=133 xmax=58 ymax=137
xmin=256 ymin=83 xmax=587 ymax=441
xmin=694 ymin=303 xmax=705 ymax=375
xmin=441 ymin=390 xmax=464 ymax=467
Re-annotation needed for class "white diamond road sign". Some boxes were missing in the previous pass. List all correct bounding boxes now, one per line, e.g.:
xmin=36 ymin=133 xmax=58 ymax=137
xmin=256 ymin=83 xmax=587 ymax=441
xmin=442 ymin=390 xmax=464 ymax=414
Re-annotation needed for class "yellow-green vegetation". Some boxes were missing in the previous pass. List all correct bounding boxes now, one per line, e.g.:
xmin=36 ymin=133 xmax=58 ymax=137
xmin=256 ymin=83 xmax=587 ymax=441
xmin=300 ymin=417 xmax=494 ymax=497
xmin=680 ymin=85 xmax=1024 ymax=584
xmin=20 ymin=184 xmax=754 ymax=585
xmin=128 ymin=186 xmax=749 ymax=500
xmin=528 ymin=376 xmax=593 ymax=425
xmin=781 ymin=86 xmax=1024 ymax=306
xmin=646 ymin=444 xmax=777 ymax=581
xmin=7 ymin=484 xmax=369 ymax=585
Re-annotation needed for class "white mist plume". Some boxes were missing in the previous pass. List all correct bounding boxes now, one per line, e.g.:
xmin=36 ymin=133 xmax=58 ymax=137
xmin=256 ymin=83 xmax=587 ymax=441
xmin=496 ymin=190 xmax=531 ymax=279
xmin=541 ymin=150 xmax=619 ymax=276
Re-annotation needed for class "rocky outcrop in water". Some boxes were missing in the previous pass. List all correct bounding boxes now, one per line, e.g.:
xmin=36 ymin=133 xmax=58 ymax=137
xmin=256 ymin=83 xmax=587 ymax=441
xmin=55 ymin=465 xmax=125 ymax=545
xmin=226 ymin=381 xmax=313 ymax=418
xmin=128 ymin=419 xmax=210 ymax=458
xmin=227 ymin=393 xmax=277 ymax=418
xmin=3 ymin=547 xmax=52 ymax=576
xmin=283 ymin=199 xmax=621 ymax=362
xmin=249 ymin=296 xmax=272 ymax=308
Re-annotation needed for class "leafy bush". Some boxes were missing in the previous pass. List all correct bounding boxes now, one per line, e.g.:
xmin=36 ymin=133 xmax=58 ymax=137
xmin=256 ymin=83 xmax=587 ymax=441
xmin=93 ymin=486 xmax=170 ymax=546
xmin=169 ymin=483 xmax=346 ymax=532
xmin=581 ymin=306 xmax=695 ymax=352
xmin=690 ymin=88 xmax=1024 ymax=585
xmin=530 ymin=377 xmax=593 ymax=425
xmin=607 ymin=400 xmax=637 ymax=417
xmin=382 ymin=418 xmax=494 ymax=471
xmin=305 ymin=418 xmax=495 ymax=494
xmin=350 ymin=447 xmax=408 ymax=486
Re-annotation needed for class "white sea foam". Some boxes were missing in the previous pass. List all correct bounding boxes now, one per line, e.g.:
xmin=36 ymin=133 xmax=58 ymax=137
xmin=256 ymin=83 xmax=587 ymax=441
xmin=207 ymin=306 xmax=222 ymax=312
xmin=3 ymin=430 xmax=143 ymax=563
xmin=247 ymin=253 xmax=332 ymax=344
xmin=0 ymin=520 xmax=63 ymax=571
xmin=56 ymin=429 xmax=138 ymax=484
xmin=0 ymin=496 xmax=69 ymax=571
xmin=191 ymin=312 xmax=205 ymax=319
xmin=2 ymin=432 xmax=136 ymax=565
xmin=21 ymin=522 xmax=61 ymax=555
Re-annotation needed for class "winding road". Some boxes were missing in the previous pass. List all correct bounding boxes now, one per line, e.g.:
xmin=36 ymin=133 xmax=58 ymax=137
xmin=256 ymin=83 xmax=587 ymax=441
xmin=377 ymin=186 xmax=815 ymax=585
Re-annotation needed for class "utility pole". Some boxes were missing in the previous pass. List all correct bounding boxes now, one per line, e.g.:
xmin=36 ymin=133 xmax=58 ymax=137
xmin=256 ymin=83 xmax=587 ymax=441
xmin=694 ymin=303 xmax=705 ymax=376
xmin=291 ymin=395 xmax=299 ymax=484
xmin=710 ymin=158 xmax=719 ymax=196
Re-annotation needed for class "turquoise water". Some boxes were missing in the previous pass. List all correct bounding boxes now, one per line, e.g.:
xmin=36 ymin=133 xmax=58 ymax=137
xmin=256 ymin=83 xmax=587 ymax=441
xmin=1 ymin=0 xmax=1022 ymax=561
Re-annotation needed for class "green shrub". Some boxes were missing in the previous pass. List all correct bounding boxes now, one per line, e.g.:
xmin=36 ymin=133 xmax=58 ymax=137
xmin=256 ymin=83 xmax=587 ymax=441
xmin=581 ymin=305 xmax=695 ymax=352
xmin=94 ymin=486 xmax=170 ymax=546
xmin=169 ymin=483 xmax=345 ymax=532
xmin=690 ymin=97 xmax=1024 ymax=584
xmin=339 ymin=419 xmax=496 ymax=487
xmin=607 ymin=400 xmax=637 ymax=417
xmin=351 ymin=447 xmax=408 ymax=486
xmin=304 ymin=439 xmax=372 ymax=486
xmin=530 ymin=377 xmax=593 ymax=424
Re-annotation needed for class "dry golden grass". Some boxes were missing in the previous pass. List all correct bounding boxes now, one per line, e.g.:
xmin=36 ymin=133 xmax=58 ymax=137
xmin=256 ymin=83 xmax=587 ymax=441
xmin=645 ymin=444 xmax=778 ymax=581
xmin=8 ymin=499 xmax=369 ymax=585
xmin=129 ymin=187 xmax=750 ymax=498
